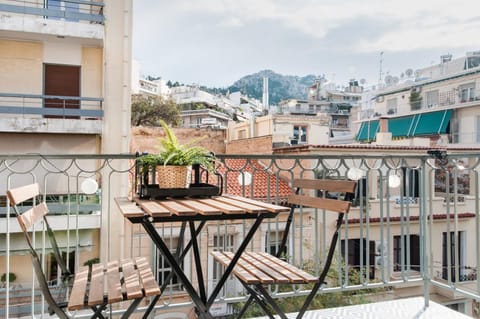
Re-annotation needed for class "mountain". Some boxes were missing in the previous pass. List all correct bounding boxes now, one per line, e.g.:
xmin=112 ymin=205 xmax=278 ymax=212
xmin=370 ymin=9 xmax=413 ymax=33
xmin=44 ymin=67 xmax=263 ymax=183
xmin=228 ymin=70 xmax=317 ymax=105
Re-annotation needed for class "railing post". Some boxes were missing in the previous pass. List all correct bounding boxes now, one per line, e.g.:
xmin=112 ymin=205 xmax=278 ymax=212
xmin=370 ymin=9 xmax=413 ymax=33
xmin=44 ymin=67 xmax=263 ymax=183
xmin=420 ymin=155 xmax=429 ymax=309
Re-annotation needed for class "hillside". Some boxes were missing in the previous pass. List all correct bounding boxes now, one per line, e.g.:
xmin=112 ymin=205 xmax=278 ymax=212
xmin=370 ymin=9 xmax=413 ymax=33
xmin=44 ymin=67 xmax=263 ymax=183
xmin=228 ymin=70 xmax=317 ymax=105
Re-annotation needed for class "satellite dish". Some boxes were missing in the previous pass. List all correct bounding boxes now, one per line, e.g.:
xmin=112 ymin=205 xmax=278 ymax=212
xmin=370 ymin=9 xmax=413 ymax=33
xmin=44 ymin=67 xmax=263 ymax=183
xmin=405 ymin=68 xmax=413 ymax=77
xmin=400 ymin=72 xmax=405 ymax=79
xmin=385 ymin=75 xmax=393 ymax=86
xmin=392 ymin=76 xmax=399 ymax=84
xmin=360 ymin=78 xmax=366 ymax=85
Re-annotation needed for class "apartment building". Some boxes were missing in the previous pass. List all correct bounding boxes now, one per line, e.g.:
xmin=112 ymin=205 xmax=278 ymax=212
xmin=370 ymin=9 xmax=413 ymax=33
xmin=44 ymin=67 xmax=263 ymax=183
xmin=0 ymin=0 xmax=133 ymax=284
xmin=356 ymin=51 xmax=480 ymax=146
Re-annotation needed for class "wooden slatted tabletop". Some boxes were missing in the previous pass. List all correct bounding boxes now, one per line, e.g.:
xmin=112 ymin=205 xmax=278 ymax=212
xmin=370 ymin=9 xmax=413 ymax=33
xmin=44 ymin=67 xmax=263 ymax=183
xmin=116 ymin=195 xmax=290 ymax=220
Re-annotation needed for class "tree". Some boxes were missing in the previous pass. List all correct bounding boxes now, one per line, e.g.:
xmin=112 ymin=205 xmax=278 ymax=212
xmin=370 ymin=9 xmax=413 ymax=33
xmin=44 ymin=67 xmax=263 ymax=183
xmin=131 ymin=94 xmax=181 ymax=126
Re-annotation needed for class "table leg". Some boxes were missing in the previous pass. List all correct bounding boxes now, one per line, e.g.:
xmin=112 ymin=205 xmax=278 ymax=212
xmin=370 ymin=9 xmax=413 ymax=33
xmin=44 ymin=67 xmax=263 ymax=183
xmin=189 ymin=220 xmax=207 ymax=303
xmin=141 ymin=216 xmax=213 ymax=318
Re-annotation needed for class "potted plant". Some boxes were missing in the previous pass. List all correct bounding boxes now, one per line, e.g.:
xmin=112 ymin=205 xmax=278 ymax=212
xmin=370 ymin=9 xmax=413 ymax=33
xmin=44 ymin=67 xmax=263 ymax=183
xmin=138 ymin=120 xmax=216 ymax=189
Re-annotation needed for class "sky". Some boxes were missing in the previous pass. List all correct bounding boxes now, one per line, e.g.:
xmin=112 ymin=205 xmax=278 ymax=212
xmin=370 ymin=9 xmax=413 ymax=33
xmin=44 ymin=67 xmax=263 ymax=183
xmin=132 ymin=0 xmax=480 ymax=89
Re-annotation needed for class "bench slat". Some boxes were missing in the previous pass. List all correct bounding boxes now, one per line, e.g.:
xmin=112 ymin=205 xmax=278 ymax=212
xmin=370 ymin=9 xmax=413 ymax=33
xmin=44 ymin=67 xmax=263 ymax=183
xmin=211 ymin=251 xmax=260 ymax=284
xmin=88 ymin=263 xmax=105 ymax=306
xmin=121 ymin=259 xmax=144 ymax=300
xmin=68 ymin=266 xmax=89 ymax=311
xmin=135 ymin=257 xmax=161 ymax=296
xmin=106 ymin=260 xmax=124 ymax=304
xmin=256 ymin=252 xmax=319 ymax=283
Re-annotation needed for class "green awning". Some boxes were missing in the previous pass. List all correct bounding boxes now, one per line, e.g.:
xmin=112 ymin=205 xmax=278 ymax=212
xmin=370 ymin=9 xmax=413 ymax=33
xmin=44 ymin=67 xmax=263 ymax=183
xmin=411 ymin=109 xmax=452 ymax=136
xmin=389 ymin=116 xmax=416 ymax=138
xmin=356 ymin=120 xmax=379 ymax=141
xmin=356 ymin=110 xmax=452 ymax=142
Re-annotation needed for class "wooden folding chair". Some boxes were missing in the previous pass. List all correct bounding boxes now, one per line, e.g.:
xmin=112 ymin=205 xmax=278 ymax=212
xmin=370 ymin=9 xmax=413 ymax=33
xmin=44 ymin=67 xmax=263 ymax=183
xmin=212 ymin=178 xmax=356 ymax=319
xmin=7 ymin=183 xmax=161 ymax=319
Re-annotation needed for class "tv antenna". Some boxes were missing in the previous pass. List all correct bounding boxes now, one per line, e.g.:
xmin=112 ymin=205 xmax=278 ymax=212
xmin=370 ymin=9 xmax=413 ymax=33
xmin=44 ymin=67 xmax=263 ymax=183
xmin=378 ymin=51 xmax=384 ymax=84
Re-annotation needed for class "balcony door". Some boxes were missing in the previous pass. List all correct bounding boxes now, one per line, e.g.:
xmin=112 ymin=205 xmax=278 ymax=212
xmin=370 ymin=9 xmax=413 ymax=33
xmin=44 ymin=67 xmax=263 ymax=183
xmin=44 ymin=64 xmax=80 ymax=119
xmin=442 ymin=231 xmax=466 ymax=282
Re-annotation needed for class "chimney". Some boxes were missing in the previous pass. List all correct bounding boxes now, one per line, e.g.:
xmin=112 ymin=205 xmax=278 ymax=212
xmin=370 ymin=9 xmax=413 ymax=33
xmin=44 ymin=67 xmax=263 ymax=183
xmin=379 ymin=117 xmax=389 ymax=132
xmin=376 ymin=117 xmax=392 ymax=145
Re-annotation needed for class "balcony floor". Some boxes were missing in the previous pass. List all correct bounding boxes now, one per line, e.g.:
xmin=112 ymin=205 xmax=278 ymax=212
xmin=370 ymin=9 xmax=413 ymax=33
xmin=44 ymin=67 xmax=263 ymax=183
xmin=253 ymin=297 xmax=472 ymax=318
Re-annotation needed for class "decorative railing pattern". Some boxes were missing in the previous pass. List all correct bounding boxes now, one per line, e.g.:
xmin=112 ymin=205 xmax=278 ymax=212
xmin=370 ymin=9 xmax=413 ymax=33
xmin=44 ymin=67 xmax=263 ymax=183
xmin=0 ymin=152 xmax=479 ymax=317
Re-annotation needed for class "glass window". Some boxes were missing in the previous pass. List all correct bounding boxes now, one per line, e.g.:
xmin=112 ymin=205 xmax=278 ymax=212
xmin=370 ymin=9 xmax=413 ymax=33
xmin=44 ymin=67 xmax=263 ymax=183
xmin=425 ymin=90 xmax=439 ymax=107
xmin=293 ymin=125 xmax=307 ymax=143
xmin=155 ymin=237 xmax=182 ymax=290
xmin=213 ymin=235 xmax=234 ymax=283
xmin=265 ymin=231 xmax=286 ymax=256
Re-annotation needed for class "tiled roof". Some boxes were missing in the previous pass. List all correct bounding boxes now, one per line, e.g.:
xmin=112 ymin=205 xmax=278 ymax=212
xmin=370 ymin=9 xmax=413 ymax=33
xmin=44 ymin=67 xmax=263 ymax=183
xmin=215 ymin=159 xmax=292 ymax=203
xmin=346 ymin=213 xmax=476 ymax=224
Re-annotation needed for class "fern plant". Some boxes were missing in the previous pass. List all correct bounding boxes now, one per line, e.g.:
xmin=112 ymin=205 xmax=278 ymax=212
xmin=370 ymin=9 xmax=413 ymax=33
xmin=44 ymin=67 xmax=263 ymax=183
xmin=139 ymin=120 xmax=216 ymax=173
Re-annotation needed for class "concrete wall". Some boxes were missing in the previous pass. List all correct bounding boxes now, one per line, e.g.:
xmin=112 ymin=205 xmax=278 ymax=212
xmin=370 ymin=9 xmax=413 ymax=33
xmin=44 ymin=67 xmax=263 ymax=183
xmin=0 ymin=40 xmax=42 ymax=94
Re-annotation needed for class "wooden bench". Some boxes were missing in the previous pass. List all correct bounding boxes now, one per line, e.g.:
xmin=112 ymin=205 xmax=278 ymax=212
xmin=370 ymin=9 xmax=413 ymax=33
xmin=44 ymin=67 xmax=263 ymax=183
xmin=7 ymin=183 xmax=161 ymax=319
xmin=212 ymin=178 xmax=356 ymax=319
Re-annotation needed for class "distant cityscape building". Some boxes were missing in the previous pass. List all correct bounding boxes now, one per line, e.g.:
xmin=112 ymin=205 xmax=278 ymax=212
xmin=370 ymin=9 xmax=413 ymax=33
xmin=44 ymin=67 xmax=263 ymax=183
xmin=356 ymin=50 xmax=480 ymax=147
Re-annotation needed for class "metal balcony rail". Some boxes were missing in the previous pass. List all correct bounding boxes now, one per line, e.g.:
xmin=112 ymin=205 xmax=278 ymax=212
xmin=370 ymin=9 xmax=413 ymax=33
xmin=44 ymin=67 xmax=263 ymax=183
xmin=0 ymin=0 xmax=104 ymax=24
xmin=0 ymin=93 xmax=103 ymax=119
xmin=0 ymin=152 xmax=479 ymax=318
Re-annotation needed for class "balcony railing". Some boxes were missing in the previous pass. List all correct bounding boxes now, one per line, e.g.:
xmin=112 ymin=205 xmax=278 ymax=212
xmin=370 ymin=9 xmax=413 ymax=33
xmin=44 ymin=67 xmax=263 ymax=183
xmin=1 ymin=152 xmax=480 ymax=318
xmin=0 ymin=0 xmax=104 ymax=24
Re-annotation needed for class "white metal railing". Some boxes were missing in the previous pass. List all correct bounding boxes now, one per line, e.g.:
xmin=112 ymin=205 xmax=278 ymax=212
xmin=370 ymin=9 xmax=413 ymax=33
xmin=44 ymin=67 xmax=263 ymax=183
xmin=1 ymin=152 xmax=479 ymax=317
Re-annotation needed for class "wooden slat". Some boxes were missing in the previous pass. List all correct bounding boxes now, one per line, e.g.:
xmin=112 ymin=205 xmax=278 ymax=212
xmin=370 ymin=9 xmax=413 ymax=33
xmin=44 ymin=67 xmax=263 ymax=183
xmin=254 ymin=252 xmax=319 ymax=283
xmin=137 ymin=200 xmax=171 ymax=217
xmin=234 ymin=253 xmax=290 ymax=284
xmin=115 ymin=197 xmax=144 ymax=218
xmin=223 ymin=252 xmax=276 ymax=284
xmin=288 ymin=194 xmax=351 ymax=214
xmin=211 ymin=197 xmax=264 ymax=213
xmin=6 ymin=183 xmax=40 ymax=206
xmin=17 ymin=202 xmax=49 ymax=231
xmin=134 ymin=257 xmax=161 ymax=297
xmin=68 ymin=266 xmax=89 ymax=311
xmin=121 ymin=259 xmax=143 ymax=300
xmin=222 ymin=195 xmax=290 ymax=213
xmin=172 ymin=199 xmax=222 ymax=215
xmin=88 ymin=263 xmax=105 ymax=306
xmin=197 ymin=198 xmax=245 ymax=214
xmin=211 ymin=251 xmax=260 ymax=284
xmin=293 ymin=179 xmax=356 ymax=193
xmin=106 ymin=260 xmax=123 ymax=304
xmin=159 ymin=200 xmax=197 ymax=216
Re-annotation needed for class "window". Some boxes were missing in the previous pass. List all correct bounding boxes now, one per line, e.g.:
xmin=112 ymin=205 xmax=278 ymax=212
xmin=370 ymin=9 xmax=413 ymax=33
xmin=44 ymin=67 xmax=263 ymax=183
xmin=238 ymin=129 xmax=247 ymax=139
xmin=386 ymin=98 xmax=397 ymax=114
xmin=459 ymin=83 xmax=475 ymax=102
xmin=341 ymin=239 xmax=375 ymax=279
xmin=425 ymin=90 xmax=439 ymax=108
xmin=44 ymin=64 xmax=80 ymax=119
xmin=442 ymin=231 xmax=466 ymax=282
xmin=213 ymin=235 xmax=234 ymax=283
xmin=308 ymin=104 xmax=315 ymax=113
xmin=293 ymin=125 xmax=307 ymax=144
xmin=393 ymin=235 xmax=420 ymax=272
xmin=155 ymin=237 xmax=182 ymax=290
xmin=265 ymin=231 xmax=286 ymax=256
xmin=44 ymin=251 xmax=75 ymax=286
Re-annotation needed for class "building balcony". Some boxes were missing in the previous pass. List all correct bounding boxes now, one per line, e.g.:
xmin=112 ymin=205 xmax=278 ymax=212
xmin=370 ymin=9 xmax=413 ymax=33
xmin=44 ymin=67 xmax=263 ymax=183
xmin=0 ymin=152 xmax=479 ymax=318
xmin=0 ymin=92 xmax=103 ymax=134
xmin=0 ymin=0 xmax=104 ymax=44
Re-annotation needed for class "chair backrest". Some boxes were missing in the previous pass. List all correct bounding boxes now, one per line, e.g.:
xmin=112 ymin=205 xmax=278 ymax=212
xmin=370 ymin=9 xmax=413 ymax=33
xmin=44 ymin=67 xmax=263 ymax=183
xmin=288 ymin=179 xmax=356 ymax=213
xmin=276 ymin=178 xmax=356 ymax=258
xmin=7 ymin=183 xmax=70 ymax=319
